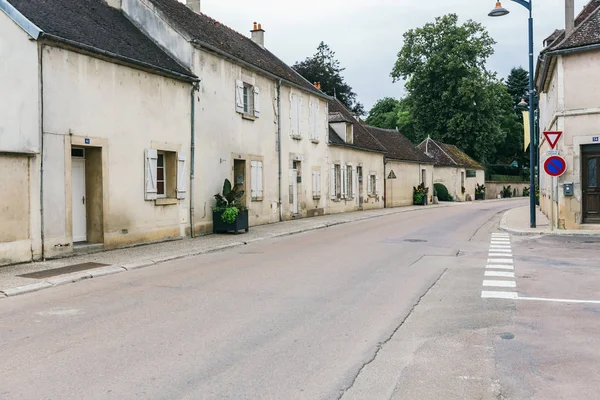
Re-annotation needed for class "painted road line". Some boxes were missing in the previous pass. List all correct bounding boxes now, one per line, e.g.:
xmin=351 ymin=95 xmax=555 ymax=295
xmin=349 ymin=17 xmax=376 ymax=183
xmin=491 ymin=234 xmax=509 ymax=237
xmin=487 ymin=259 xmax=514 ymax=264
xmin=482 ymin=280 xmax=516 ymax=288
xmin=490 ymin=244 xmax=511 ymax=248
xmin=489 ymin=253 xmax=512 ymax=256
xmin=491 ymin=241 xmax=510 ymax=244
xmin=486 ymin=264 xmax=514 ymax=270
xmin=518 ymin=296 xmax=600 ymax=305
xmin=481 ymin=291 xmax=518 ymax=299
xmin=485 ymin=271 xmax=515 ymax=278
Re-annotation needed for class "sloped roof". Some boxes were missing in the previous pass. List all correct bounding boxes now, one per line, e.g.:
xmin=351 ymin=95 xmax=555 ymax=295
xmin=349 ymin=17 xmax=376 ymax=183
xmin=5 ymin=0 xmax=194 ymax=79
xmin=329 ymin=112 xmax=353 ymax=123
xmin=364 ymin=126 xmax=433 ymax=164
xmin=328 ymin=99 xmax=387 ymax=153
xmin=147 ymin=0 xmax=324 ymax=96
xmin=544 ymin=0 xmax=600 ymax=51
xmin=417 ymin=138 xmax=484 ymax=169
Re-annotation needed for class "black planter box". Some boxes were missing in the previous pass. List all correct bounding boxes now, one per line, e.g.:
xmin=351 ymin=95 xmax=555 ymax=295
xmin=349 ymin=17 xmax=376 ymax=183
xmin=413 ymin=196 xmax=427 ymax=205
xmin=213 ymin=209 xmax=249 ymax=234
xmin=475 ymin=193 xmax=485 ymax=200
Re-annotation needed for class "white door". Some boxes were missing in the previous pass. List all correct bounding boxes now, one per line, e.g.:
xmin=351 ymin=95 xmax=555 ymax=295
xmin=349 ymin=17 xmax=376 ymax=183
xmin=72 ymin=158 xmax=87 ymax=242
xmin=290 ymin=169 xmax=299 ymax=214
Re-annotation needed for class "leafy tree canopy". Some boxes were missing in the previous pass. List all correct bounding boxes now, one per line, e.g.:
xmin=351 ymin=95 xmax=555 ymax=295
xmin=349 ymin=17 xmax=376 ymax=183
xmin=293 ymin=42 xmax=365 ymax=116
xmin=365 ymin=97 xmax=417 ymax=142
xmin=390 ymin=14 xmax=511 ymax=163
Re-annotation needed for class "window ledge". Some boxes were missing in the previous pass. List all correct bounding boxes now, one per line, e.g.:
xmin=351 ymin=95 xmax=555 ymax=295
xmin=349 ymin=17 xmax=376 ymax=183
xmin=310 ymin=139 xmax=320 ymax=144
xmin=251 ymin=197 xmax=264 ymax=202
xmin=242 ymin=113 xmax=256 ymax=121
xmin=291 ymin=135 xmax=303 ymax=141
xmin=155 ymin=198 xmax=178 ymax=206
xmin=313 ymin=196 xmax=321 ymax=200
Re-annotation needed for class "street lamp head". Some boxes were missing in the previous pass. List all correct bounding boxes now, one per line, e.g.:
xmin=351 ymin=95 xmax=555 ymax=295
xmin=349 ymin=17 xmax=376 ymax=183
xmin=488 ymin=1 xmax=510 ymax=17
xmin=518 ymin=98 xmax=529 ymax=108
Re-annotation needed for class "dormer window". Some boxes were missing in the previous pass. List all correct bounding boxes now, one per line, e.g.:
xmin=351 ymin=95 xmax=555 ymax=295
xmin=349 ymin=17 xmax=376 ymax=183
xmin=345 ymin=123 xmax=354 ymax=144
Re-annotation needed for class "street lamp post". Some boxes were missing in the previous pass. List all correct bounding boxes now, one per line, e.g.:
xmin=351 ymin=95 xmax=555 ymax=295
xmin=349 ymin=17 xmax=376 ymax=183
xmin=489 ymin=0 xmax=537 ymax=228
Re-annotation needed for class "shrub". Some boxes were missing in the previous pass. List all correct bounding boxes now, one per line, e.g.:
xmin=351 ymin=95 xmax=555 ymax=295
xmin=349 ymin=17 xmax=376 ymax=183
xmin=434 ymin=183 xmax=451 ymax=201
xmin=413 ymin=183 xmax=429 ymax=205
xmin=523 ymin=186 xmax=530 ymax=197
xmin=502 ymin=185 xmax=513 ymax=198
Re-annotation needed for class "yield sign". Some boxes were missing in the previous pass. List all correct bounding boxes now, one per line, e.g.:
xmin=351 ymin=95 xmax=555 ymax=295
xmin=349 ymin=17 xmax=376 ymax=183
xmin=543 ymin=131 xmax=563 ymax=149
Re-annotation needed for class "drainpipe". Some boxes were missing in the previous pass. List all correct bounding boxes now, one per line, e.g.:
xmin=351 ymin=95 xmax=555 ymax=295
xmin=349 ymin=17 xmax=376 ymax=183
xmin=277 ymin=79 xmax=283 ymax=222
xmin=189 ymin=81 xmax=199 ymax=238
xmin=39 ymin=43 xmax=45 ymax=260
xmin=383 ymin=157 xmax=387 ymax=208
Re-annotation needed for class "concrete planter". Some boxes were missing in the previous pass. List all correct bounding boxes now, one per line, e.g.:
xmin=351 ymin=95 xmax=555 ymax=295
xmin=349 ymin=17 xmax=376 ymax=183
xmin=213 ymin=209 xmax=249 ymax=234
xmin=475 ymin=193 xmax=485 ymax=200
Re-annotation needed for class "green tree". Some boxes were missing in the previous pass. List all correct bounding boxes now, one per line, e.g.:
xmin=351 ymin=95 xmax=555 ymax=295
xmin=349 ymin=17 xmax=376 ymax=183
xmin=365 ymin=97 xmax=417 ymax=142
xmin=390 ymin=14 xmax=510 ymax=162
xmin=293 ymin=42 xmax=365 ymax=116
xmin=506 ymin=67 xmax=529 ymax=117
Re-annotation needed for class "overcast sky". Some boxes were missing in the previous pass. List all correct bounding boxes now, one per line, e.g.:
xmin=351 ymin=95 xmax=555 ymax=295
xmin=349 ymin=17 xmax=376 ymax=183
xmin=194 ymin=0 xmax=588 ymax=111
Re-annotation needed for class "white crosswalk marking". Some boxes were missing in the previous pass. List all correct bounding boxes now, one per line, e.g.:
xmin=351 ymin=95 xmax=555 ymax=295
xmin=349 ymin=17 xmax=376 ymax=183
xmin=485 ymin=271 xmax=515 ymax=278
xmin=482 ymin=233 xmax=517 ymax=299
xmin=483 ymin=280 xmax=516 ymax=288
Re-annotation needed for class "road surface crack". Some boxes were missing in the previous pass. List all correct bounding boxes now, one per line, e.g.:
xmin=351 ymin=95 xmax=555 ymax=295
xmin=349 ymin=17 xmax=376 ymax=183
xmin=337 ymin=268 xmax=448 ymax=400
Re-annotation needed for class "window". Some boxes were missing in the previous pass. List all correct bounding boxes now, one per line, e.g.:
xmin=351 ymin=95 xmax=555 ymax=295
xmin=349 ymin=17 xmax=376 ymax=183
xmin=291 ymin=93 xmax=301 ymax=138
xmin=368 ymin=173 xmax=378 ymax=196
xmin=331 ymin=164 xmax=342 ymax=200
xmin=235 ymin=80 xmax=260 ymax=118
xmin=345 ymin=124 xmax=353 ymax=144
xmin=144 ymin=149 xmax=187 ymax=201
xmin=157 ymin=152 xmax=166 ymax=197
xmin=466 ymin=169 xmax=476 ymax=178
xmin=346 ymin=165 xmax=353 ymax=199
xmin=309 ymin=101 xmax=319 ymax=141
xmin=312 ymin=169 xmax=321 ymax=198
xmin=421 ymin=169 xmax=427 ymax=186
xmin=250 ymin=160 xmax=263 ymax=200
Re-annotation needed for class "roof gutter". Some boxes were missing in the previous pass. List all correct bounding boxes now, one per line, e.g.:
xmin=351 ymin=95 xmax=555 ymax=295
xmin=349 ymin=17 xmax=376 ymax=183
xmin=328 ymin=142 xmax=387 ymax=155
xmin=190 ymin=39 xmax=331 ymax=101
xmin=39 ymin=33 xmax=199 ymax=83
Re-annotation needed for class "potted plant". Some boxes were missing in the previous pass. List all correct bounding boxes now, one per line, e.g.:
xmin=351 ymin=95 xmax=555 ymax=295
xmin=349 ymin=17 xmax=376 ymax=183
xmin=502 ymin=185 xmax=513 ymax=198
xmin=213 ymin=179 xmax=249 ymax=234
xmin=523 ymin=186 xmax=530 ymax=197
xmin=413 ymin=183 xmax=429 ymax=205
xmin=475 ymin=184 xmax=486 ymax=200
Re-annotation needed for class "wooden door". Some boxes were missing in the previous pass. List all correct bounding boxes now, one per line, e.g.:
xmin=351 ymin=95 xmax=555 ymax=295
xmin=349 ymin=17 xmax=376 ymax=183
xmin=72 ymin=158 xmax=87 ymax=242
xmin=583 ymin=146 xmax=600 ymax=223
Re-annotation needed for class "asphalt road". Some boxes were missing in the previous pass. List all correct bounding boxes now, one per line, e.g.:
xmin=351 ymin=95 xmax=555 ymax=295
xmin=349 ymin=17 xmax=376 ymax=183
xmin=1 ymin=199 xmax=599 ymax=400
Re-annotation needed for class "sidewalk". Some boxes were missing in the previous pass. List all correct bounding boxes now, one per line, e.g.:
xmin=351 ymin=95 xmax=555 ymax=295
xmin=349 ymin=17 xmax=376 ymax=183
xmin=500 ymin=205 xmax=600 ymax=236
xmin=0 ymin=203 xmax=463 ymax=298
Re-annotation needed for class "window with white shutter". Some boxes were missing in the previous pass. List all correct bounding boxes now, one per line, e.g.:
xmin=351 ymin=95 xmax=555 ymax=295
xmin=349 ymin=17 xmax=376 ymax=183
xmin=145 ymin=149 xmax=158 ymax=200
xmin=341 ymin=166 xmax=347 ymax=199
xmin=291 ymin=93 xmax=301 ymax=138
xmin=346 ymin=165 xmax=353 ymax=199
xmin=368 ymin=174 xmax=377 ymax=195
xmin=330 ymin=165 xmax=336 ymax=200
xmin=253 ymin=86 xmax=260 ymax=117
xmin=251 ymin=160 xmax=263 ymax=200
xmin=310 ymin=101 xmax=318 ymax=141
xmin=312 ymin=169 xmax=321 ymax=199
xmin=235 ymin=80 xmax=244 ymax=113
xmin=236 ymin=80 xmax=258 ymax=118
xmin=176 ymin=152 xmax=187 ymax=199
xmin=376 ymin=175 xmax=380 ymax=195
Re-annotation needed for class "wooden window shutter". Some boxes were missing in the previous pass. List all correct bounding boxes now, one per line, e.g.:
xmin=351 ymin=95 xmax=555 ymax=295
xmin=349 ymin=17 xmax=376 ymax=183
xmin=341 ymin=166 xmax=347 ymax=199
xmin=176 ymin=152 xmax=187 ymax=199
xmin=316 ymin=170 xmax=321 ymax=196
xmin=253 ymin=86 xmax=260 ymax=117
xmin=257 ymin=161 xmax=263 ymax=197
xmin=250 ymin=160 xmax=258 ymax=198
xmin=235 ymin=80 xmax=244 ymax=113
xmin=330 ymin=165 xmax=336 ymax=199
xmin=376 ymin=175 xmax=380 ymax=195
xmin=352 ymin=167 xmax=357 ymax=199
xmin=145 ymin=149 xmax=158 ymax=200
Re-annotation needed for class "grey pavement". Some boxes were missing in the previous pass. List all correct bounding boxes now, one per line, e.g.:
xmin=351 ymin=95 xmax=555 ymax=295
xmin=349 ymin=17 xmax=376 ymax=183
xmin=0 ymin=202 xmax=472 ymax=296
xmin=1 ymin=197 xmax=599 ymax=399
xmin=501 ymin=204 xmax=600 ymax=236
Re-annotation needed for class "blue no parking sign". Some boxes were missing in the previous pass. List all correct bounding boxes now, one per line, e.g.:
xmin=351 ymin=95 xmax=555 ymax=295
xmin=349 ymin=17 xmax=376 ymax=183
xmin=544 ymin=156 xmax=567 ymax=177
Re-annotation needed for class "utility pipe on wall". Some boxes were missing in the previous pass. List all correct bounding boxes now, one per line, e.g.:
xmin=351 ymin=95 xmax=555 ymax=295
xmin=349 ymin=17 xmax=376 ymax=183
xmin=277 ymin=79 xmax=283 ymax=222
xmin=39 ymin=42 xmax=45 ymax=261
xmin=189 ymin=81 xmax=199 ymax=238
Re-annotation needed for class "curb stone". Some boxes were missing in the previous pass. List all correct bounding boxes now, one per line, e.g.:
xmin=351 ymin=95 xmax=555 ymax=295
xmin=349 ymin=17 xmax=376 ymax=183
xmin=2 ymin=282 xmax=53 ymax=297
xmin=46 ymin=271 xmax=93 ymax=287
xmin=89 ymin=266 xmax=127 ymax=278
xmin=500 ymin=207 xmax=600 ymax=237
xmin=122 ymin=261 xmax=156 ymax=271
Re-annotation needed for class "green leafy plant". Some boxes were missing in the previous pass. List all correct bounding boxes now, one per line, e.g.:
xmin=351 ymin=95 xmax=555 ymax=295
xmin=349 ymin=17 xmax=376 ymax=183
xmin=461 ymin=186 xmax=466 ymax=194
xmin=523 ymin=186 xmax=530 ymax=197
xmin=413 ymin=182 xmax=429 ymax=205
xmin=475 ymin=183 xmax=486 ymax=194
xmin=434 ymin=183 xmax=451 ymax=201
xmin=502 ymin=185 xmax=513 ymax=198
xmin=213 ymin=179 xmax=246 ymax=223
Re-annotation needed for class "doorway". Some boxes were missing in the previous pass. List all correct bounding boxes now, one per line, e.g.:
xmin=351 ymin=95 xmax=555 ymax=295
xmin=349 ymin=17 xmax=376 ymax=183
xmin=72 ymin=152 xmax=87 ymax=242
xmin=582 ymin=145 xmax=600 ymax=223
xmin=290 ymin=168 xmax=299 ymax=214
xmin=233 ymin=159 xmax=247 ymax=207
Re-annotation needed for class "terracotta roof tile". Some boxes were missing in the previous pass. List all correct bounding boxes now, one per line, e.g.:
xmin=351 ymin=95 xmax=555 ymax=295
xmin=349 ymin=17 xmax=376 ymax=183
xmin=417 ymin=138 xmax=484 ymax=169
xmin=328 ymin=99 xmax=387 ymax=153
xmin=364 ymin=126 xmax=432 ymax=164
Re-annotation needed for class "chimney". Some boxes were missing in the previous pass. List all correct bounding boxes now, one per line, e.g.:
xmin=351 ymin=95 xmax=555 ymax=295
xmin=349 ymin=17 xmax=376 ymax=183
xmin=565 ymin=0 xmax=575 ymax=36
xmin=105 ymin=0 xmax=121 ymax=9
xmin=251 ymin=22 xmax=265 ymax=48
xmin=187 ymin=0 xmax=201 ymax=14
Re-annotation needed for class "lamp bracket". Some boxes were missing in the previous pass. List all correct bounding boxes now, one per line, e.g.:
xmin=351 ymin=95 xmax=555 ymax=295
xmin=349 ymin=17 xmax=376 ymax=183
xmin=511 ymin=0 xmax=531 ymax=11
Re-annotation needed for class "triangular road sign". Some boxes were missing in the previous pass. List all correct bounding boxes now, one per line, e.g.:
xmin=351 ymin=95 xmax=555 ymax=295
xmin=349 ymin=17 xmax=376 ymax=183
xmin=543 ymin=131 xmax=563 ymax=149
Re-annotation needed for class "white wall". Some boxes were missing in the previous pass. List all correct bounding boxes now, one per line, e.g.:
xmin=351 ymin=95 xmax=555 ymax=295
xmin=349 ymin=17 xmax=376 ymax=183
xmin=0 ymin=10 xmax=39 ymax=153
xmin=326 ymin=146 xmax=384 ymax=213
xmin=42 ymin=46 xmax=192 ymax=256
xmin=385 ymin=161 xmax=433 ymax=207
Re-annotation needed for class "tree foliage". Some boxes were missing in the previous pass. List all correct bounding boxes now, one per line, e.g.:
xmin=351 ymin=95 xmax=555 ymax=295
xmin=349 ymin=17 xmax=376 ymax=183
xmin=390 ymin=14 xmax=511 ymax=163
xmin=365 ymin=97 xmax=417 ymax=142
xmin=506 ymin=67 xmax=529 ymax=116
xmin=293 ymin=42 xmax=365 ymax=115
